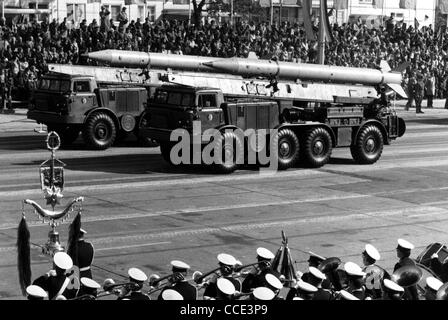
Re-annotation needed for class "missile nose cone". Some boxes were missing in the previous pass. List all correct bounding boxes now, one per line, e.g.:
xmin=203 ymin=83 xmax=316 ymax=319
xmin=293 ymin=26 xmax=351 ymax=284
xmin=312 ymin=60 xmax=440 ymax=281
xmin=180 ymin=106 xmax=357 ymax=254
xmin=84 ymin=50 xmax=113 ymax=64
xmin=203 ymin=59 xmax=238 ymax=73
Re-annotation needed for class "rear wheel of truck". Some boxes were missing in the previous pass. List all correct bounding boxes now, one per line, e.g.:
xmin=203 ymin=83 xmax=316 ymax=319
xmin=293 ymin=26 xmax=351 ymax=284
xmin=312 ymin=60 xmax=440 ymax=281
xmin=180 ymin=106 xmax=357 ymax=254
xmin=47 ymin=125 xmax=80 ymax=146
xmin=212 ymin=131 xmax=243 ymax=174
xmin=302 ymin=127 xmax=333 ymax=168
xmin=82 ymin=113 xmax=117 ymax=150
xmin=351 ymin=125 xmax=384 ymax=165
xmin=273 ymin=129 xmax=300 ymax=171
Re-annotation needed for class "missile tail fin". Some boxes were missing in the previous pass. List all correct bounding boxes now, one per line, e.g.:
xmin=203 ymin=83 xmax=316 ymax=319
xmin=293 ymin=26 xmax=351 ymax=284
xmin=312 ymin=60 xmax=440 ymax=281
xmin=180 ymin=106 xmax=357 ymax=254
xmin=247 ymin=52 xmax=259 ymax=60
xmin=387 ymin=83 xmax=408 ymax=99
xmin=380 ymin=60 xmax=392 ymax=73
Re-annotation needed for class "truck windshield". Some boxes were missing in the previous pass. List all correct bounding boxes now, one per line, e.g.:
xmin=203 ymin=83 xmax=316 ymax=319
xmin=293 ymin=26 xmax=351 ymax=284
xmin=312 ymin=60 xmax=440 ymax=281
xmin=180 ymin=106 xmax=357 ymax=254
xmin=154 ymin=90 xmax=194 ymax=107
xmin=39 ymin=79 xmax=71 ymax=92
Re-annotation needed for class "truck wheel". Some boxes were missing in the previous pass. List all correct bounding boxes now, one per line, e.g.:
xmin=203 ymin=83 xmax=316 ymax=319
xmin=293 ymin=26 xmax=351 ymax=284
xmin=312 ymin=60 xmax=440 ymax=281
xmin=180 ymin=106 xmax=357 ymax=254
xmin=47 ymin=125 xmax=79 ymax=146
xmin=351 ymin=125 xmax=384 ymax=165
xmin=212 ymin=131 xmax=243 ymax=174
xmin=82 ymin=113 xmax=117 ymax=150
xmin=302 ymin=127 xmax=333 ymax=168
xmin=274 ymin=129 xmax=300 ymax=170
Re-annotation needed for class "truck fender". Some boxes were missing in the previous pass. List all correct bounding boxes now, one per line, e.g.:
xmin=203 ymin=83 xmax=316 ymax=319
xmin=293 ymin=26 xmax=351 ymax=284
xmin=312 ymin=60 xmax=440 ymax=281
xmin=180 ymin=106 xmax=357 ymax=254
xmin=84 ymin=108 xmax=121 ymax=131
xmin=355 ymin=120 xmax=389 ymax=145
xmin=277 ymin=123 xmax=337 ymax=148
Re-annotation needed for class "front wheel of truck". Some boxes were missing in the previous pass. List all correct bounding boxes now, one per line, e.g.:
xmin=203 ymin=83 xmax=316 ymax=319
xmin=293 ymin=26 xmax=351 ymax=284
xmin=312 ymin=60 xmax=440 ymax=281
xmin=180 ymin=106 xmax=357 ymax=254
xmin=82 ymin=113 xmax=117 ymax=150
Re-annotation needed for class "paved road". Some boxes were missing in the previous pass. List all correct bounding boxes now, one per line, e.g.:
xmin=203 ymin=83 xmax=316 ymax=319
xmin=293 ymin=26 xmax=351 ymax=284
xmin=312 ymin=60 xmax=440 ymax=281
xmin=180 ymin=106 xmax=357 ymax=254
xmin=1 ymin=107 xmax=448 ymax=299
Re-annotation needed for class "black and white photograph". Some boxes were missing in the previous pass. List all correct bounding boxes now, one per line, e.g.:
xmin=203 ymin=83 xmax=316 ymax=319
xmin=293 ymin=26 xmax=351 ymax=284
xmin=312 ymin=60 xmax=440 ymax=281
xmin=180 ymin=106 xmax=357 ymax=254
xmin=0 ymin=0 xmax=447 ymax=314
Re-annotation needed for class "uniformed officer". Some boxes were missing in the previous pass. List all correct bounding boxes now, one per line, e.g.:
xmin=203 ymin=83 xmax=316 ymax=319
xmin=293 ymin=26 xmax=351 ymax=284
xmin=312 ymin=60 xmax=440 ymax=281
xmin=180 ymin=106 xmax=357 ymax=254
xmin=344 ymin=262 xmax=367 ymax=300
xmin=26 ymin=285 xmax=48 ymax=300
xmin=241 ymin=247 xmax=276 ymax=293
xmin=424 ymin=277 xmax=443 ymax=301
xmin=32 ymin=252 xmax=78 ymax=300
xmin=76 ymin=228 xmax=95 ymax=279
xmin=250 ymin=287 xmax=275 ymax=301
xmin=159 ymin=260 xmax=197 ymax=300
xmin=405 ymin=72 xmax=416 ymax=111
xmin=382 ymin=279 xmax=405 ymax=301
xmin=203 ymin=253 xmax=241 ymax=299
xmin=285 ymin=280 xmax=318 ymax=300
xmin=301 ymin=252 xmax=326 ymax=284
xmin=362 ymin=244 xmax=388 ymax=299
xmin=216 ymin=278 xmax=236 ymax=300
xmin=119 ymin=268 xmax=150 ymax=300
xmin=264 ymin=273 xmax=284 ymax=300
xmin=161 ymin=289 xmax=184 ymax=300
xmin=394 ymin=239 xmax=419 ymax=300
xmin=338 ymin=290 xmax=359 ymax=301
xmin=78 ymin=277 xmax=101 ymax=300
xmin=415 ymin=73 xmax=425 ymax=114
xmin=305 ymin=267 xmax=333 ymax=300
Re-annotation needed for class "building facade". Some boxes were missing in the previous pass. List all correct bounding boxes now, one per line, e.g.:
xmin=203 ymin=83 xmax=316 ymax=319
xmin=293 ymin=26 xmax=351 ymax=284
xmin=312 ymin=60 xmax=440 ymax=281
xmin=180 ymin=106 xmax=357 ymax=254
xmin=0 ymin=0 xmax=440 ymax=28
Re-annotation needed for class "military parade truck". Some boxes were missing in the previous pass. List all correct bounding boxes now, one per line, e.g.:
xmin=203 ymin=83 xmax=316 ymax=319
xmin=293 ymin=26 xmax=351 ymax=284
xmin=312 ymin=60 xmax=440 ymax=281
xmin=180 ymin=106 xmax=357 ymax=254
xmin=27 ymin=72 xmax=148 ymax=150
xmin=139 ymin=84 xmax=406 ymax=173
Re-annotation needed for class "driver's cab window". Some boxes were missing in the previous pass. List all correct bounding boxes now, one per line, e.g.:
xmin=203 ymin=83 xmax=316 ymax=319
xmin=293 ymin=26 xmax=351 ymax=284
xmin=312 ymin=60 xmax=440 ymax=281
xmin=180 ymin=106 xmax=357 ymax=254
xmin=198 ymin=94 xmax=217 ymax=109
xmin=73 ymin=81 xmax=91 ymax=93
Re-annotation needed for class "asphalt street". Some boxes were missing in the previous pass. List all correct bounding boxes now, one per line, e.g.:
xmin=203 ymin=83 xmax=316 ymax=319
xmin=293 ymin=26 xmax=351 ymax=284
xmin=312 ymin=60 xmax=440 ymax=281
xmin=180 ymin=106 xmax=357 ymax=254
xmin=1 ymin=103 xmax=448 ymax=299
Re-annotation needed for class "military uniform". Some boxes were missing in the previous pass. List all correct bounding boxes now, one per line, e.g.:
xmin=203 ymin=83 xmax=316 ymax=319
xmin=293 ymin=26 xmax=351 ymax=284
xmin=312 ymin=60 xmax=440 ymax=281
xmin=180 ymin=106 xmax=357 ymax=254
xmin=26 ymin=285 xmax=48 ymax=300
xmin=382 ymin=279 xmax=404 ymax=301
xmin=119 ymin=268 xmax=150 ymax=300
xmin=405 ymin=75 xmax=416 ymax=111
xmin=77 ymin=229 xmax=95 ymax=279
xmin=286 ymin=280 xmax=317 ymax=300
xmin=203 ymin=253 xmax=241 ymax=299
xmin=241 ymin=247 xmax=277 ymax=293
xmin=394 ymin=239 xmax=419 ymax=300
xmin=414 ymin=75 xmax=425 ymax=114
xmin=362 ymin=244 xmax=388 ymax=299
xmin=424 ymin=277 xmax=443 ymax=301
xmin=158 ymin=260 xmax=197 ymax=300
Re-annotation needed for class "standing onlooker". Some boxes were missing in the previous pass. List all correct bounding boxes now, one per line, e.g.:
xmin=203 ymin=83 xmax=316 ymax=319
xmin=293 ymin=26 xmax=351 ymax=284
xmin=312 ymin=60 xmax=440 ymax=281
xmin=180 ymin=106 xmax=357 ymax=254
xmin=415 ymin=73 xmax=425 ymax=114
xmin=405 ymin=72 xmax=416 ymax=111
xmin=100 ymin=5 xmax=111 ymax=33
xmin=425 ymin=72 xmax=435 ymax=109
xmin=117 ymin=7 xmax=128 ymax=30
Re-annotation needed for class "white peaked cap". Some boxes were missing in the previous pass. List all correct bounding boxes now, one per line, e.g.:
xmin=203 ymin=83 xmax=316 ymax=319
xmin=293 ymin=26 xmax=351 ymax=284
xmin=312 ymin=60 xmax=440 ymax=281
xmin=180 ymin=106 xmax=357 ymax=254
xmin=217 ymin=278 xmax=236 ymax=296
xmin=53 ymin=252 xmax=73 ymax=270
xmin=344 ymin=262 xmax=366 ymax=277
xmin=81 ymin=277 xmax=101 ymax=289
xmin=397 ymin=239 xmax=415 ymax=250
xmin=217 ymin=253 xmax=237 ymax=266
xmin=309 ymin=267 xmax=326 ymax=281
xmin=365 ymin=244 xmax=381 ymax=261
xmin=426 ymin=277 xmax=443 ymax=292
xmin=252 ymin=287 xmax=275 ymax=301
xmin=26 ymin=285 xmax=48 ymax=299
xmin=265 ymin=273 xmax=283 ymax=290
xmin=162 ymin=289 xmax=184 ymax=300
xmin=128 ymin=267 xmax=148 ymax=282
xmin=257 ymin=247 xmax=275 ymax=260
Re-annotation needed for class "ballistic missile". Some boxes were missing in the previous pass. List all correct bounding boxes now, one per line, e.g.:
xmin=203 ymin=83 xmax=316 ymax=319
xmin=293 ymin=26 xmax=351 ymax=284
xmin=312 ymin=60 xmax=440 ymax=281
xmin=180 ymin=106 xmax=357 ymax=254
xmin=85 ymin=49 xmax=406 ymax=97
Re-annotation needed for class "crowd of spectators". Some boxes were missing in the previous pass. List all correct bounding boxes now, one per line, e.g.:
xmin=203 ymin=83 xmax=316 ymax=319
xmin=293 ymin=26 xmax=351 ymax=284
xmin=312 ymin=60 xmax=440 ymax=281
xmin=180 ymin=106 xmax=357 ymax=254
xmin=1 ymin=10 xmax=448 ymax=106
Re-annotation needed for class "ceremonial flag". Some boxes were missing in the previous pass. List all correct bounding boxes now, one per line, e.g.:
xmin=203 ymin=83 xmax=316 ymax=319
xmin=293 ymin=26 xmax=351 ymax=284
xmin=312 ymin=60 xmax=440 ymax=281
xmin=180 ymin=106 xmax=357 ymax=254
xmin=414 ymin=17 xmax=420 ymax=29
xmin=372 ymin=0 xmax=384 ymax=9
xmin=334 ymin=0 xmax=348 ymax=10
xmin=439 ymin=0 xmax=448 ymax=14
xmin=320 ymin=0 xmax=333 ymax=43
xmin=399 ymin=0 xmax=416 ymax=10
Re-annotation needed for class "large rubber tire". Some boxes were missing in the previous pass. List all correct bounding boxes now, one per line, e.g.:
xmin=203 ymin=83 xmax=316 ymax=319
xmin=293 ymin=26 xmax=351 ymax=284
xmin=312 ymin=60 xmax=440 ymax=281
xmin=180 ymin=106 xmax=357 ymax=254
xmin=273 ymin=129 xmax=300 ymax=171
xmin=47 ymin=125 xmax=80 ymax=146
xmin=82 ymin=113 xmax=117 ymax=150
xmin=351 ymin=125 xmax=384 ymax=165
xmin=302 ymin=127 xmax=333 ymax=168
xmin=212 ymin=131 xmax=244 ymax=174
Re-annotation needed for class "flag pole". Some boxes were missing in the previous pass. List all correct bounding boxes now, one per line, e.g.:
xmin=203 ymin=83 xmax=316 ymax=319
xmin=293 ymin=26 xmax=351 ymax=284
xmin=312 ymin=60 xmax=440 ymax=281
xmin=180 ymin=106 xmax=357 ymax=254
xmin=270 ymin=0 xmax=273 ymax=25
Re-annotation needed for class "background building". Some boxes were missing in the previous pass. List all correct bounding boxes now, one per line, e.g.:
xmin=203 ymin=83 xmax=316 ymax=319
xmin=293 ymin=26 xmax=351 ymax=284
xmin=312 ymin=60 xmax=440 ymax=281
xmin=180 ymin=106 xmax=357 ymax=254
xmin=0 ymin=0 xmax=442 ymax=29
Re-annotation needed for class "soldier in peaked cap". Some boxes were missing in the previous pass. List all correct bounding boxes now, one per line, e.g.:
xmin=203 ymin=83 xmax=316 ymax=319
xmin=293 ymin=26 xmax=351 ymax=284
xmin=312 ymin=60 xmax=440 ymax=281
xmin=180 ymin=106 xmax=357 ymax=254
xmin=344 ymin=262 xmax=367 ymax=300
xmin=26 ymin=285 xmax=48 ymax=300
xmin=242 ymin=247 xmax=278 ymax=294
xmin=394 ymin=239 xmax=419 ymax=300
xmin=425 ymin=277 xmax=443 ymax=301
xmin=32 ymin=252 xmax=78 ymax=300
xmin=203 ymin=253 xmax=241 ymax=300
xmin=264 ymin=273 xmax=284 ymax=300
xmin=382 ymin=279 xmax=405 ymax=301
xmin=159 ymin=260 xmax=197 ymax=300
xmin=286 ymin=280 xmax=318 ymax=300
xmin=362 ymin=244 xmax=390 ymax=299
xmin=305 ymin=267 xmax=334 ymax=301
xmin=76 ymin=228 xmax=95 ymax=280
xmin=77 ymin=277 xmax=101 ymax=300
xmin=301 ymin=252 xmax=326 ymax=284
xmin=119 ymin=267 xmax=150 ymax=300
xmin=216 ymin=278 xmax=236 ymax=300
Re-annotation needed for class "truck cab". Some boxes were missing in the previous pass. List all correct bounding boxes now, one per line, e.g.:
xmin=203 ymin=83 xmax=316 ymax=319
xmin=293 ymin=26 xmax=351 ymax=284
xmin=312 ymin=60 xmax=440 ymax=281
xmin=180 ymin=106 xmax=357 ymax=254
xmin=28 ymin=72 xmax=148 ymax=150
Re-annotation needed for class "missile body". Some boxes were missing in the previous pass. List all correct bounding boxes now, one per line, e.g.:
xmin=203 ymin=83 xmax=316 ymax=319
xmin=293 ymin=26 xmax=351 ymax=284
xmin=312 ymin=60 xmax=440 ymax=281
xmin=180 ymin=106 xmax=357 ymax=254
xmin=85 ymin=49 xmax=404 ymax=91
